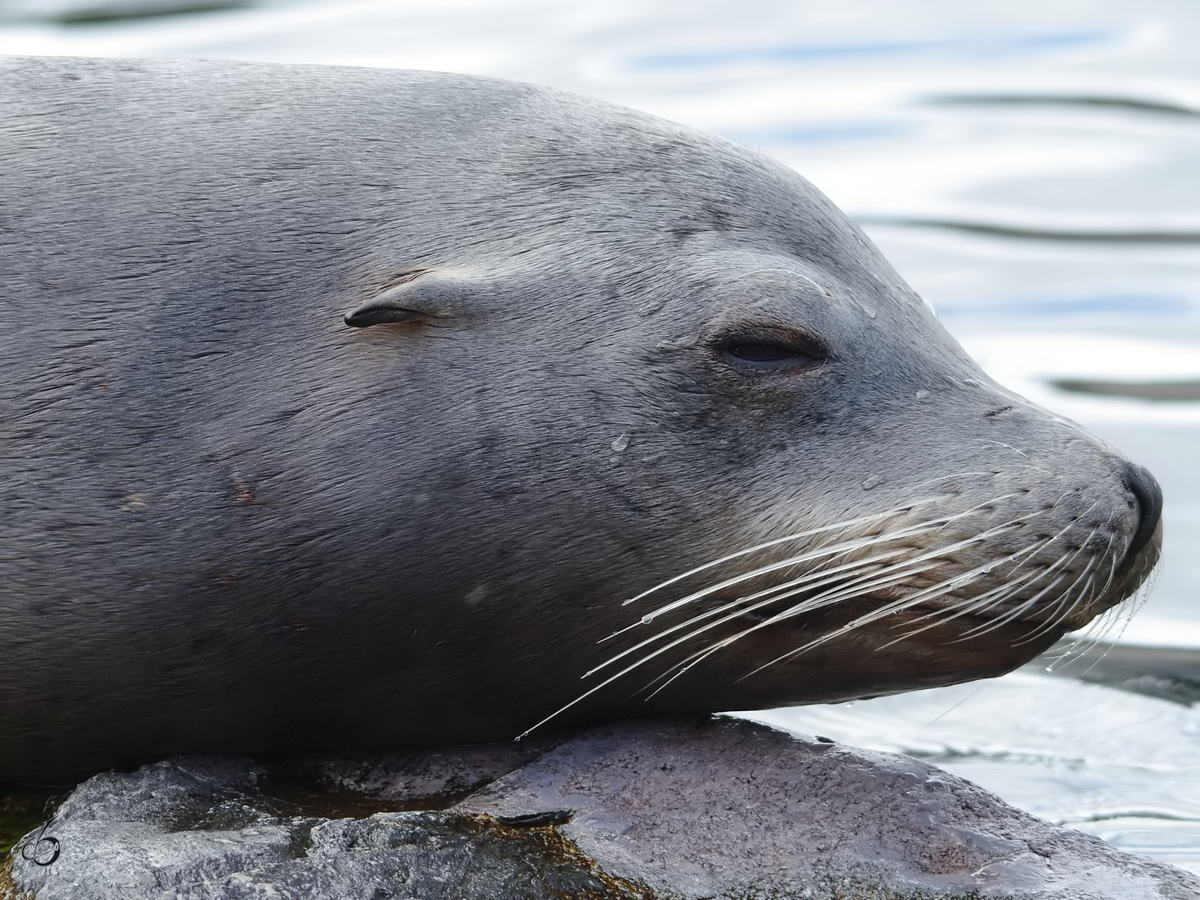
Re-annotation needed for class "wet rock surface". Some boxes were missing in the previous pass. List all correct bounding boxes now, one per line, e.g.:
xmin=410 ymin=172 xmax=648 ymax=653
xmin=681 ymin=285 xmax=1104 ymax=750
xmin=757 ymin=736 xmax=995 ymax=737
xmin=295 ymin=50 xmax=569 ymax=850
xmin=4 ymin=717 xmax=1197 ymax=900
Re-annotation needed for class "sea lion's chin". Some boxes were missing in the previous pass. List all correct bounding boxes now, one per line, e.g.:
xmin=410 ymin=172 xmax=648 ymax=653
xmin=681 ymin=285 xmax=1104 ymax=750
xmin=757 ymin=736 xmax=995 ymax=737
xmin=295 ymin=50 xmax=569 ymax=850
xmin=621 ymin=608 xmax=1061 ymax=715
xmin=768 ymin=613 xmax=1069 ymax=702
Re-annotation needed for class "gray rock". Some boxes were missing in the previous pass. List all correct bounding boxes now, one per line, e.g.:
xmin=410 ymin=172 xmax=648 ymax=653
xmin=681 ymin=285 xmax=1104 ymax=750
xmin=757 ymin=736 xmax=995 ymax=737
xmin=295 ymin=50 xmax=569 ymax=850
xmin=5 ymin=717 xmax=1198 ymax=899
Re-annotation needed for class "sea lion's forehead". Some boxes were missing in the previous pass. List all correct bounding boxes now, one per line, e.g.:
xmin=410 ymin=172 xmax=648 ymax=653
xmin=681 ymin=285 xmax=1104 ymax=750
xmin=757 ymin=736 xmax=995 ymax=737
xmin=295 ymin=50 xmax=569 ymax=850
xmin=488 ymin=92 xmax=869 ymax=253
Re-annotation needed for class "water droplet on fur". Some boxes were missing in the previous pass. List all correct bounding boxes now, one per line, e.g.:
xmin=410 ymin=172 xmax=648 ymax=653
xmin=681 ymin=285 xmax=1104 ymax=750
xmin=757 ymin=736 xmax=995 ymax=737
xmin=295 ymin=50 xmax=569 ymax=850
xmin=656 ymin=338 xmax=690 ymax=351
xmin=641 ymin=615 xmax=654 ymax=625
xmin=915 ymin=390 xmax=930 ymax=400
xmin=861 ymin=475 xmax=884 ymax=490
xmin=611 ymin=433 xmax=631 ymax=452
xmin=463 ymin=584 xmax=490 ymax=607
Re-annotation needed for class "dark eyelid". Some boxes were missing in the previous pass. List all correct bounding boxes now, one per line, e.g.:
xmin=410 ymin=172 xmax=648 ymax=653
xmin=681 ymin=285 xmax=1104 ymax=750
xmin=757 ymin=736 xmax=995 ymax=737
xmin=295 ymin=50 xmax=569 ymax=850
xmin=728 ymin=344 xmax=805 ymax=362
xmin=713 ymin=326 xmax=829 ymax=372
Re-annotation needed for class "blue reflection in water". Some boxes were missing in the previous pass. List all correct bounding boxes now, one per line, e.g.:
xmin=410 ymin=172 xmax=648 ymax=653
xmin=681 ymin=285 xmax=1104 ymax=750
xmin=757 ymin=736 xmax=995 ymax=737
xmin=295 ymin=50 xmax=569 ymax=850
xmin=731 ymin=122 xmax=910 ymax=146
xmin=635 ymin=30 xmax=1118 ymax=70
xmin=937 ymin=293 xmax=1195 ymax=319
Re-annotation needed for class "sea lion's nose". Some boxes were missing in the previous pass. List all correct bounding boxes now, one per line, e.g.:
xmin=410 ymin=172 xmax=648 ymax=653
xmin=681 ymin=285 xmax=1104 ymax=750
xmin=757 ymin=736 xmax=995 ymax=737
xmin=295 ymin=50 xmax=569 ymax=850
xmin=1122 ymin=461 xmax=1163 ymax=565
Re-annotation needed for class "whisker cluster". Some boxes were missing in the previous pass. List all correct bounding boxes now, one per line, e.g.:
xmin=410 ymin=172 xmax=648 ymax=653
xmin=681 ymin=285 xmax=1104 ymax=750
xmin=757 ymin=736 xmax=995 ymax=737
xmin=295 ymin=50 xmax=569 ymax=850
xmin=519 ymin=483 xmax=1142 ymax=738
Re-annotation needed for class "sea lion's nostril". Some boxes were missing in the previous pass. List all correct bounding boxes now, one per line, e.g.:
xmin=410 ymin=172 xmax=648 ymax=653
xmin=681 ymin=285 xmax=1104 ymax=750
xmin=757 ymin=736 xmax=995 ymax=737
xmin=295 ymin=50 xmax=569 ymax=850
xmin=1122 ymin=461 xmax=1163 ymax=564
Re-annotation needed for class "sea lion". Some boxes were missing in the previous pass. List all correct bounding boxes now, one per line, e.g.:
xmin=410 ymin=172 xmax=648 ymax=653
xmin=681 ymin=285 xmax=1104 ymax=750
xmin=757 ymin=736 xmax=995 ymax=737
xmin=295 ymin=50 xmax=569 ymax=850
xmin=0 ymin=56 xmax=1161 ymax=783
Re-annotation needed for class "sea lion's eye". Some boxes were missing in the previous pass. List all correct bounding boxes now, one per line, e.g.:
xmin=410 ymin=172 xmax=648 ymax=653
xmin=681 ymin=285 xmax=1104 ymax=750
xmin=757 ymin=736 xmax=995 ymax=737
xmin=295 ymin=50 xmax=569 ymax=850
xmin=728 ymin=344 xmax=799 ymax=362
xmin=721 ymin=337 xmax=825 ymax=371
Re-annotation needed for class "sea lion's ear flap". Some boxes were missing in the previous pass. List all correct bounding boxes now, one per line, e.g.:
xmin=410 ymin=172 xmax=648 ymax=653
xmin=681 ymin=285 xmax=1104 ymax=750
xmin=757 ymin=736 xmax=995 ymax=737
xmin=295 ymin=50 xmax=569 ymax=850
xmin=343 ymin=304 xmax=426 ymax=328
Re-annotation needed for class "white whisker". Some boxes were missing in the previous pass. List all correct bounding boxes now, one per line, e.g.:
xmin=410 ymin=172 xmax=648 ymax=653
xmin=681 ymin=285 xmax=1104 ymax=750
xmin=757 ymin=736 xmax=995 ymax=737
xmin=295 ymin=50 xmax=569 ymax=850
xmin=957 ymin=523 xmax=1101 ymax=641
xmin=615 ymin=523 xmax=940 ymax=632
xmin=1010 ymin=528 xmax=1102 ymax=643
xmin=676 ymin=513 xmax=1053 ymax=685
xmin=519 ymin=466 xmax=1152 ymax=740
xmin=1015 ymin=554 xmax=1101 ymax=646
xmin=620 ymin=503 xmax=942 ymax=608
xmin=622 ymin=491 xmax=1032 ymax=618
xmin=879 ymin=542 xmax=1063 ymax=647
xmin=588 ymin=545 xmax=918 ymax=676
xmin=640 ymin=556 xmax=956 ymax=697
xmin=621 ymin=507 xmax=1054 ymax=699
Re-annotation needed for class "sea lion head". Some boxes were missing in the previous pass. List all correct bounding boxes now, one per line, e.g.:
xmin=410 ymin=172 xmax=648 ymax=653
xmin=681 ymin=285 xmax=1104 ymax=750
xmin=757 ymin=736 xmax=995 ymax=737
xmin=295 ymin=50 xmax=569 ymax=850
xmin=336 ymin=86 xmax=1161 ymax=734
